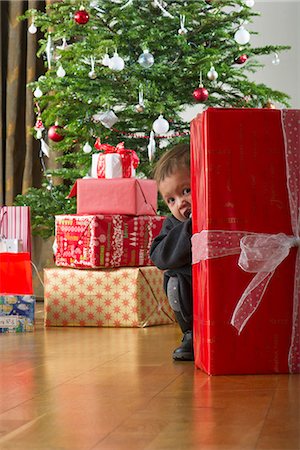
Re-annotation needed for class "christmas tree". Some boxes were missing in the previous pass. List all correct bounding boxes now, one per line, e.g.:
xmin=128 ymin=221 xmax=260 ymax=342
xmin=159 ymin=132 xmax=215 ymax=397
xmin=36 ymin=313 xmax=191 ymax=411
xmin=16 ymin=0 xmax=290 ymax=239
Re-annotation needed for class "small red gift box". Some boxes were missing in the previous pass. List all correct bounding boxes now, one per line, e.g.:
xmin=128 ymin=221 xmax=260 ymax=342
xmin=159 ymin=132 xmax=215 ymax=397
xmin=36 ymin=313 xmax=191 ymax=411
xmin=55 ymin=214 xmax=166 ymax=269
xmin=191 ymin=108 xmax=299 ymax=375
xmin=44 ymin=266 xmax=174 ymax=328
xmin=0 ymin=252 xmax=33 ymax=295
xmin=92 ymin=140 xmax=139 ymax=178
xmin=68 ymin=178 xmax=158 ymax=216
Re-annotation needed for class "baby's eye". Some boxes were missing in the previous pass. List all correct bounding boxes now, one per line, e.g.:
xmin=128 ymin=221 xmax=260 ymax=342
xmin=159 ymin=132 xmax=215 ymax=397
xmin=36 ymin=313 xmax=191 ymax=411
xmin=183 ymin=187 xmax=191 ymax=195
xmin=167 ymin=197 xmax=175 ymax=205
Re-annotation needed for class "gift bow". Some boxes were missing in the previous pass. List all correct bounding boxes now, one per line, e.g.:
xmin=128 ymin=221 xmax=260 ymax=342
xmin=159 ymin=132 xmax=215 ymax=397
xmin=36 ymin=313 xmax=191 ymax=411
xmin=94 ymin=139 xmax=139 ymax=169
xmin=191 ymin=110 xmax=300 ymax=373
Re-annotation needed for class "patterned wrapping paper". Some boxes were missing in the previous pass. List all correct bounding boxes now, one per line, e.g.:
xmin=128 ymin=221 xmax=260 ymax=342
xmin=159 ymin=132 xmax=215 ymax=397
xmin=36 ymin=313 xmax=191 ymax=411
xmin=54 ymin=214 xmax=166 ymax=269
xmin=44 ymin=266 xmax=175 ymax=328
xmin=0 ymin=295 xmax=35 ymax=333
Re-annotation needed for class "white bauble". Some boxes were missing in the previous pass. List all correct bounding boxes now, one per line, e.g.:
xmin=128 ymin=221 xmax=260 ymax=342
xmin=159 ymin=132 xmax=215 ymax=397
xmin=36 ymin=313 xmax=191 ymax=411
xmin=244 ymin=0 xmax=255 ymax=7
xmin=28 ymin=23 xmax=37 ymax=34
xmin=57 ymin=65 xmax=66 ymax=77
xmin=138 ymin=50 xmax=154 ymax=68
xmin=102 ymin=53 xmax=110 ymax=66
xmin=33 ymin=87 xmax=43 ymax=98
xmin=83 ymin=142 xmax=92 ymax=153
xmin=108 ymin=52 xmax=125 ymax=71
xmin=153 ymin=114 xmax=169 ymax=134
xmin=207 ymin=66 xmax=218 ymax=81
xmin=234 ymin=26 xmax=250 ymax=45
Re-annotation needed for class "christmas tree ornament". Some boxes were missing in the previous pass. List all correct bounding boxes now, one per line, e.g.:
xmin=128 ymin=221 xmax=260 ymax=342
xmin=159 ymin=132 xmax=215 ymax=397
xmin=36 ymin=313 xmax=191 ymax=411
xmin=108 ymin=51 xmax=125 ymax=71
xmin=88 ymin=56 xmax=97 ymax=78
xmin=28 ymin=18 xmax=37 ymax=34
xmin=56 ymin=65 xmax=66 ymax=78
xmin=34 ymin=117 xmax=45 ymax=139
xmin=244 ymin=0 xmax=255 ymax=7
xmin=56 ymin=37 xmax=69 ymax=51
xmin=83 ymin=142 xmax=92 ymax=153
xmin=234 ymin=26 xmax=250 ymax=45
xmin=178 ymin=15 xmax=187 ymax=35
xmin=193 ymin=72 xmax=209 ymax=102
xmin=45 ymin=33 xmax=54 ymax=69
xmin=92 ymin=110 xmax=119 ymax=128
xmin=102 ymin=50 xmax=110 ymax=66
xmin=272 ymin=53 xmax=280 ymax=65
xmin=40 ymin=139 xmax=50 ymax=157
xmin=264 ymin=100 xmax=276 ymax=109
xmin=48 ymin=123 xmax=64 ymax=142
xmin=135 ymin=85 xmax=145 ymax=113
xmin=153 ymin=114 xmax=169 ymax=134
xmin=138 ymin=49 xmax=154 ymax=69
xmin=235 ymin=54 xmax=248 ymax=64
xmin=33 ymin=87 xmax=43 ymax=98
xmin=152 ymin=0 xmax=174 ymax=18
xmin=147 ymin=131 xmax=156 ymax=162
xmin=207 ymin=66 xmax=218 ymax=81
xmin=74 ymin=6 xmax=89 ymax=25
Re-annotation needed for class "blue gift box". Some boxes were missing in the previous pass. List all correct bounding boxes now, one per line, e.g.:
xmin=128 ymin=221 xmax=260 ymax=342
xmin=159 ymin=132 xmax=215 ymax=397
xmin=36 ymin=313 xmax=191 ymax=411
xmin=0 ymin=295 xmax=35 ymax=332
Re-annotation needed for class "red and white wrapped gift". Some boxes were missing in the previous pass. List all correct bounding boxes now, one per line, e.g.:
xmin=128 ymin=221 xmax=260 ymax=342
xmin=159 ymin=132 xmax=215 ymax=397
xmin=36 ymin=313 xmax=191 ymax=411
xmin=92 ymin=140 xmax=139 ymax=178
xmin=191 ymin=108 xmax=300 ymax=375
xmin=0 ymin=206 xmax=31 ymax=254
xmin=55 ymin=214 xmax=166 ymax=269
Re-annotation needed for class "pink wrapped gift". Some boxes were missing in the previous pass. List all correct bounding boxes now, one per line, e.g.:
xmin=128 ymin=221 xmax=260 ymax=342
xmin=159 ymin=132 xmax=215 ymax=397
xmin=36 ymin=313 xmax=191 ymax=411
xmin=68 ymin=178 xmax=158 ymax=216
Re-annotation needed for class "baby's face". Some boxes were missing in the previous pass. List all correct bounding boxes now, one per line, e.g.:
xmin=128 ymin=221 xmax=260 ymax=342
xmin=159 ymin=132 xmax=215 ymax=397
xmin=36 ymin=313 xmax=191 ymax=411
xmin=159 ymin=168 xmax=191 ymax=222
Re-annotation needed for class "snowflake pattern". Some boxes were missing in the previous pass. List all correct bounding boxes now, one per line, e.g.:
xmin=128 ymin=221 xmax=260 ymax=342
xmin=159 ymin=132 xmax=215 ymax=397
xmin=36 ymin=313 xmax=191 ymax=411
xmin=44 ymin=267 xmax=174 ymax=328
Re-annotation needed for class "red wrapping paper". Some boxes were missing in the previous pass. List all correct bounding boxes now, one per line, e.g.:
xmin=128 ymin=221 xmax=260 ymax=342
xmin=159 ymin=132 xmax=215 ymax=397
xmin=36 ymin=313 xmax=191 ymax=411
xmin=55 ymin=214 xmax=166 ymax=269
xmin=0 ymin=252 xmax=33 ymax=295
xmin=191 ymin=108 xmax=298 ymax=375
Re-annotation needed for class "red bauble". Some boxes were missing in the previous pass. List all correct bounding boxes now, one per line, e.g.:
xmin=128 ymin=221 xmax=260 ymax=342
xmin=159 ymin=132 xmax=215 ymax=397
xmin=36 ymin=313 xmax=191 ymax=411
xmin=48 ymin=125 xmax=64 ymax=142
xmin=235 ymin=54 xmax=248 ymax=64
xmin=74 ymin=8 xmax=89 ymax=25
xmin=193 ymin=86 xmax=209 ymax=102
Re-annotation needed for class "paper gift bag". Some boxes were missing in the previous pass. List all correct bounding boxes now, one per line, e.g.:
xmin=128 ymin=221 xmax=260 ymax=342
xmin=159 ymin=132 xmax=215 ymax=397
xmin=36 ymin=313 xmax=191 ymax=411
xmin=0 ymin=252 xmax=33 ymax=295
xmin=0 ymin=206 xmax=31 ymax=254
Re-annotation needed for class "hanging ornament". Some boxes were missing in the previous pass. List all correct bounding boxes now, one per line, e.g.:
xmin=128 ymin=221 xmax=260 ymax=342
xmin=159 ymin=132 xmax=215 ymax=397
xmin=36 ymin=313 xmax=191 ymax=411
xmin=48 ymin=123 xmax=64 ymax=142
xmin=244 ymin=0 xmax=255 ymax=7
xmin=234 ymin=26 xmax=250 ymax=45
xmin=45 ymin=33 xmax=54 ymax=69
xmin=148 ymin=131 xmax=156 ymax=162
xmin=28 ymin=17 xmax=37 ymax=34
xmin=234 ymin=54 xmax=248 ymax=64
xmin=153 ymin=114 xmax=169 ymax=134
xmin=264 ymin=100 xmax=276 ymax=109
xmin=108 ymin=51 xmax=125 ymax=71
xmin=152 ymin=0 xmax=174 ymax=18
xmin=193 ymin=72 xmax=209 ymax=102
xmin=92 ymin=110 xmax=119 ymax=128
xmin=56 ymin=65 xmax=66 ymax=78
xmin=40 ymin=139 xmax=50 ymax=158
xmin=74 ymin=6 xmax=89 ymax=25
xmin=34 ymin=117 xmax=45 ymax=139
xmin=272 ymin=53 xmax=280 ymax=65
xmin=88 ymin=56 xmax=97 ymax=79
xmin=56 ymin=37 xmax=69 ymax=51
xmin=33 ymin=86 xmax=43 ymax=98
xmin=138 ymin=49 xmax=154 ymax=69
xmin=135 ymin=84 xmax=145 ymax=113
xmin=102 ymin=50 xmax=110 ymax=66
xmin=83 ymin=142 xmax=92 ymax=153
xmin=178 ymin=15 xmax=187 ymax=35
xmin=207 ymin=66 xmax=218 ymax=81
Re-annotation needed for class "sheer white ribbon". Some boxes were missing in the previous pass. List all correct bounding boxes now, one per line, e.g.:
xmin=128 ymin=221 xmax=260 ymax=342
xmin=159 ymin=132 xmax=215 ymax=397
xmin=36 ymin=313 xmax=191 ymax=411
xmin=191 ymin=110 xmax=300 ymax=373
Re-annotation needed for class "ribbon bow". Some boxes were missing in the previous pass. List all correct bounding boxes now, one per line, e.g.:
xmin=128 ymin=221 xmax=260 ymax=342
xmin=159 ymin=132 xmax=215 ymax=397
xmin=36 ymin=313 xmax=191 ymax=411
xmin=94 ymin=139 xmax=139 ymax=169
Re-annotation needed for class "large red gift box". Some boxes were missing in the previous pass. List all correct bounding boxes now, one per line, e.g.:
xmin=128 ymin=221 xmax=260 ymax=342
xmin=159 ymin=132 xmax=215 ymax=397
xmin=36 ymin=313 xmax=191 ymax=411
xmin=191 ymin=108 xmax=300 ymax=375
xmin=68 ymin=178 xmax=157 ymax=216
xmin=44 ymin=266 xmax=174 ymax=328
xmin=55 ymin=214 xmax=166 ymax=269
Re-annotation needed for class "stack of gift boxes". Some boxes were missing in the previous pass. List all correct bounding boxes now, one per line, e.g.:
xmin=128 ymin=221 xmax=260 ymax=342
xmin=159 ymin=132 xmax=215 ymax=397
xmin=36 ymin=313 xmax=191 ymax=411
xmin=0 ymin=206 xmax=35 ymax=332
xmin=44 ymin=141 xmax=174 ymax=328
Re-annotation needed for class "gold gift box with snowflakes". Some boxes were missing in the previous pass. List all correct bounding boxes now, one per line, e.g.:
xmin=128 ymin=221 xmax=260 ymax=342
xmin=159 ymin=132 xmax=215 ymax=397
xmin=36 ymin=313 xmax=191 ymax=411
xmin=44 ymin=266 xmax=174 ymax=328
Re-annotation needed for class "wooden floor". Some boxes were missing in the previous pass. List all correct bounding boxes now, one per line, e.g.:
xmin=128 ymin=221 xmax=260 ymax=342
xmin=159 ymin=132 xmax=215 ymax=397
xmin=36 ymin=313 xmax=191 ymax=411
xmin=0 ymin=303 xmax=299 ymax=450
